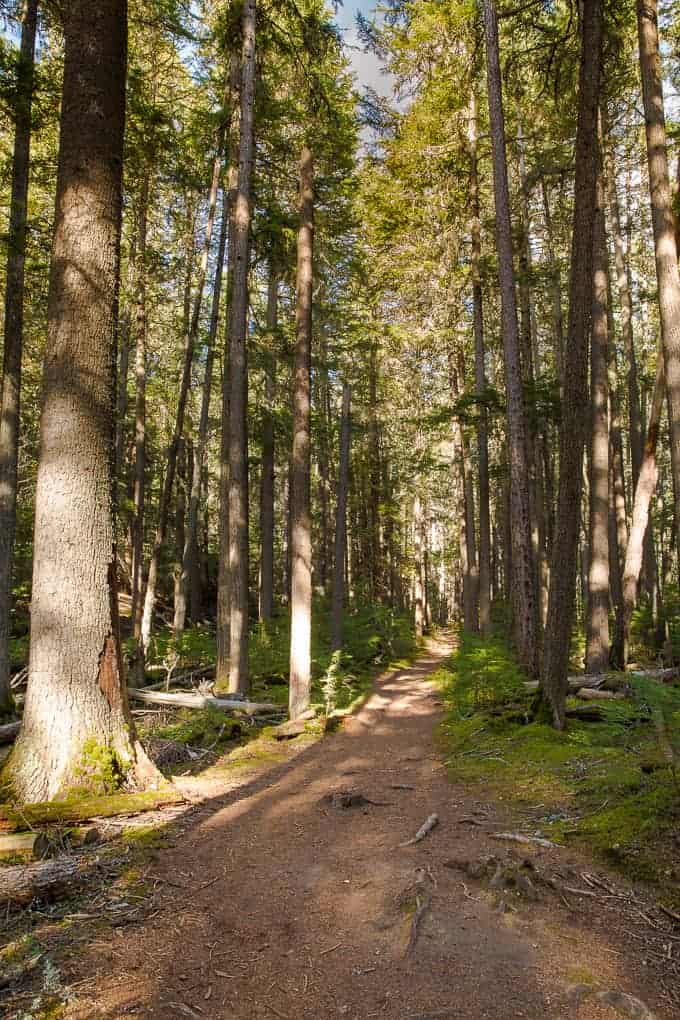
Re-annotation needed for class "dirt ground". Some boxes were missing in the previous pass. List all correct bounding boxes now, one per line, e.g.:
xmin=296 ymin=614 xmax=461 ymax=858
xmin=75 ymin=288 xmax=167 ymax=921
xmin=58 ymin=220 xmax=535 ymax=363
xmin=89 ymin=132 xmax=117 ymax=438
xmin=55 ymin=634 xmax=678 ymax=1019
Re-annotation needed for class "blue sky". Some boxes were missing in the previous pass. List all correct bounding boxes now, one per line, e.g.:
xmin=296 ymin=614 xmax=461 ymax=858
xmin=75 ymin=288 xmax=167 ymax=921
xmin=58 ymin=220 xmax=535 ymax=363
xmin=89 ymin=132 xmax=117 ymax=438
xmin=334 ymin=1 xmax=393 ymax=96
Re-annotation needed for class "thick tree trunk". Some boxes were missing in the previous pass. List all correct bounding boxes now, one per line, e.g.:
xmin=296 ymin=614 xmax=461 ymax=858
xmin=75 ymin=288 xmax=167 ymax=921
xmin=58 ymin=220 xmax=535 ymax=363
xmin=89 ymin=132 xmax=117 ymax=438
xmin=482 ymin=0 xmax=537 ymax=676
xmin=622 ymin=351 xmax=665 ymax=660
xmin=638 ymin=0 xmax=680 ymax=576
xmin=586 ymin=169 xmax=610 ymax=674
xmin=289 ymin=145 xmax=314 ymax=720
xmin=259 ymin=267 xmax=278 ymax=622
xmin=469 ymin=91 xmax=492 ymax=636
xmin=0 ymin=0 xmax=39 ymax=714
xmin=331 ymin=384 xmax=351 ymax=652
xmin=3 ymin=0 xmax=158 ymax=802
xmin=542 ymin=0 xmax=603 ymax=728
xmin=224 ymin=0 xmax=257 ymax=694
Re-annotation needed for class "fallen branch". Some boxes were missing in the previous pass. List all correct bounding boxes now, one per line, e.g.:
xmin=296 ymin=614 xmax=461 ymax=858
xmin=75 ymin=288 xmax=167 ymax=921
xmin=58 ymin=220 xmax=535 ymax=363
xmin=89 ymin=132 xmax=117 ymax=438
xmin=575 ymin=688 xmax=626 ymax=702
xmin=0 ymin=786 xmax=184 ymax=833
xmin=406 ymin=893 xmax=430 ymax=955
xmin=400 ymin=813 xmax=439 ymax=847
xmin=490 ymin=832 xmax=558 ymax=849
xmin=127 ymin=688 xmax=279 ymax=715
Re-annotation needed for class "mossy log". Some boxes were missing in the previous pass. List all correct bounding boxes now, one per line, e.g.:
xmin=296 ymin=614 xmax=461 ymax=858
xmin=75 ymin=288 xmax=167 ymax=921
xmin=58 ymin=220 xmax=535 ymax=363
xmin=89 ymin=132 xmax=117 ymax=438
xmin=128 ymin=688 xmax=279 ymax=714
xmin=0 ymin=786 xmax=184 ymax=833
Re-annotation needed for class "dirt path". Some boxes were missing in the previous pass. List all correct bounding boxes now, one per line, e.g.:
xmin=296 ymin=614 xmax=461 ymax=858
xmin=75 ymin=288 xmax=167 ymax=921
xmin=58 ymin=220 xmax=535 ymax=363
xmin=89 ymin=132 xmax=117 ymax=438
xmin=65 ymin=635 xmax=673 ymax=1019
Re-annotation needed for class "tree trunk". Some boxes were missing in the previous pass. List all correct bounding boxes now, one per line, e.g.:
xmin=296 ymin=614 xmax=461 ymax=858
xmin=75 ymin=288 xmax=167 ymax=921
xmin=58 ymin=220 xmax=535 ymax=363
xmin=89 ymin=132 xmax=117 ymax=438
xmin=140 ymin=67 xmax=229 ymax=654
xmin=289 ymin=144 xmax=314 ymax=720
xmin=2 ymin=0 xmax=158 ymax=802
xmin=637 ymin=0 xmax=680 ymax=578
xmin=130 ymin=171 xmax=150 ymax=649
xmin=541 ymin=0 xmax=603 ymax=728
xmin=413 ymin=493 xmax=424 ymax=640
xmin=224 ymin=0 xmax=257 ymax=694
xmin=0 ymin=0 xmax=39 ymax=714
xmin=368 ymin=344 xmax=381 ymax=599
xmin=482 ymin=0 xmax=537 ymax=676
xmin=622 ymin=351 xmax=665 ymax=660
xmin=331 ymin=384 xmax=351 ymax=652
xmin=172 ymin=439 xmax=187 ymax=633
xmin=259 ymin=266 xmax=278 ymax=622
xmin=541 ymin=179 xmax=565 ymax=391
xmin=585 ymin=168 xmax=610 ymax=674
xmin=468 ymin=90 xmax=492 ymax=636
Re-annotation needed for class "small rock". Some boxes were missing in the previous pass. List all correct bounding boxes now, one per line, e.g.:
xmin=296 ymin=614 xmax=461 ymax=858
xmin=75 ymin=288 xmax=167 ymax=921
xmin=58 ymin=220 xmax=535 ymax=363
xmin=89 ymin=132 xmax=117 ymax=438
xmin=596 ymin=990 xmax=657 ymax=1020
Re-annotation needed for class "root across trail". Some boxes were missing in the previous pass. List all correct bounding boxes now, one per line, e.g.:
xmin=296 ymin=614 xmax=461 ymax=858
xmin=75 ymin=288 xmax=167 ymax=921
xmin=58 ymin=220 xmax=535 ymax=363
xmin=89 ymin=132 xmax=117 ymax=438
xmin=44 ymin=634 xmax=674 ymax=1018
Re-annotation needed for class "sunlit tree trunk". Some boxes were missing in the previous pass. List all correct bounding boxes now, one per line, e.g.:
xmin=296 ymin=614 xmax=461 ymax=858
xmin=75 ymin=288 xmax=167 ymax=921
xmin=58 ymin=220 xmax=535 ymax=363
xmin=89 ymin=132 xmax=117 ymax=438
xmin=0 ymin=0 xmax=39 ymax=714
xmin=331 ymin=384 xmax=351 ymax=651
xmin=259 ymin=265 xmax=278 ymax=622
xmin=637 ymin=0 xmax=680 ymax=578
xmin=542 ymin=0 xmax=603 ymax=728
xmin=3 ymin=0 xmax=158 ymax=802
xmin=482 ymin=0 xmax=537 ymax=675
xmin=413 ymin=493 xmax=424 ymax=640
xmin=289 ymin=144 xmax=314 ymax=719
xmin=586 ymin=167 xmax=610 ymax=673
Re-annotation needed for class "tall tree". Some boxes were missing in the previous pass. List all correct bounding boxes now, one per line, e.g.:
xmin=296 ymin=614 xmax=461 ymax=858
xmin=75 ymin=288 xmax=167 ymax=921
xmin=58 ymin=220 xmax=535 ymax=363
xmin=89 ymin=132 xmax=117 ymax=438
xmin=542 ymin=0 xmax=603 ymax=727
xmin=0 ymin=0 xmax=39 ymax=714
xmin=331 ymin=383 xmax=351 ymax=651
xmin=259 ymin=265 xmax=278 ymax=622
xmin=482 ymin=0 xmax=537 ymax=676
xmin=3 ymin=0 xmax=157 ymax=802
xmin=289 ymin=143 xmax=314 ymax=719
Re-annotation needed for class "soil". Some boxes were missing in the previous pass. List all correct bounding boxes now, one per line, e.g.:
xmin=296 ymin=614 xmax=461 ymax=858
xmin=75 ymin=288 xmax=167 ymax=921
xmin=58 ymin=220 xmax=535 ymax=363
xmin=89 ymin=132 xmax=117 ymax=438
xmin=39 ymin=635 xmax=680 ymax=1017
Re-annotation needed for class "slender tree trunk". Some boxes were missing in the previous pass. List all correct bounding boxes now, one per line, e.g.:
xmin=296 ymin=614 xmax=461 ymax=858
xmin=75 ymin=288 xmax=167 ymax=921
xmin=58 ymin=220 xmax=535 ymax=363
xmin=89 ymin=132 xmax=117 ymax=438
xmin=542 ymin=0 xmax=603 ymax=728
xmin=289 ymin=144 xmax=314 ymax=719
xmin=331 ymin=384 xmax=351 ymax=651
xmin=638 ymin=0 xmax=680 ymax=576
xmin=622 ymin=351 xmax=665 ymax=660
xmin=172 ymin=439 xmax=187 ymax=633
xmin=3 ymin=0 xmax=158 ymax=802
xmin=259 ymin=266 xmax=278 ymax=622
xmin=541 ymin=179 xmax=565 ymax=390
xmin=482 ymin=0 xmax=537 ymax=675
xmin=140 ymin=70 xmax=228 ymax=654
xmin=130 ymin=171 xmax=150 ymax=648
xmin=115 ymin=311 xmax=131 ymax=487
xmin=0 ymin=0 xmax=39 ymax=714
xmin=413 ymin=493 xmax=424 ymax=640
xmin=469 ymin=90 xmax=491 ymax=636
xmin=368 ymin=344 xmax=381 ymax=599
xmin=586 ymin=168 xmax=610 ymax=673
xmin=224 ymin=0 xmax=256 ymax=694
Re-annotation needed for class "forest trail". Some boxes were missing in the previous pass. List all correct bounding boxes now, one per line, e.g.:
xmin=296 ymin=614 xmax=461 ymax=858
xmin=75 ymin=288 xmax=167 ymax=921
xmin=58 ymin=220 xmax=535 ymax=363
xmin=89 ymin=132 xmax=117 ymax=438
xmin=66 ymin=634 xmax=670 ymax=1020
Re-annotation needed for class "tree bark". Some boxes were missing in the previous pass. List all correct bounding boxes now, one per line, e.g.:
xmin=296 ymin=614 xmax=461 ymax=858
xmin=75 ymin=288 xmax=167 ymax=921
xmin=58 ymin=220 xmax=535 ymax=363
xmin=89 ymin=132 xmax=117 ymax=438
xmin=482 ymin=0 xmax=538 ymax=676
xmin=413 ymin=493 xmax=424 ymax=640
xmin=259 ymin=266 xmax=278 ymax=622
xmin=225 ymin=0 xmax=257 ymax=694
xmin=585 ymin=167 xmax=610 ymax=674
xmin=0 ymin=0 xmax=39 ymax=714
xmin=2 ymin=0 xmax=158 ymax=802
xmin=637 ymin=0 xmax=680 ymax=580
xmin=468 ymin=90 xmax=492 ymax=636
xmin=331 ymin=384 xmax=351 ymax=651
xmin=541 ymin=0 xmax=603 ymax=728
xmin=130 ymin=171 xmax=150 ymax=648
xmin=289 ymin=144 xmax=314 ymax=720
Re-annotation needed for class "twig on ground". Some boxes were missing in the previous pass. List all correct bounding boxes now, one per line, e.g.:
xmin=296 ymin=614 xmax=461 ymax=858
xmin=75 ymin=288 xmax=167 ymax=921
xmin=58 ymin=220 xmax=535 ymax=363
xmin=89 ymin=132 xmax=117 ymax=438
xmin=399 ymin=813 xmax=439 ymax=848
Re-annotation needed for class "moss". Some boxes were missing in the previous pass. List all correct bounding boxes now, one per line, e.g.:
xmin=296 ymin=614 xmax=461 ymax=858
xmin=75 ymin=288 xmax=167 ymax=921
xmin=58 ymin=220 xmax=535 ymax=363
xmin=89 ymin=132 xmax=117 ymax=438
xmin=147 ymin=706 xmax=244 ymax=747
xmin=0 ymin=786 xmax=183 ymax=832
xmin=69 ymin=738 xmax=130 ymax=796
xmin=121 ymin=824 xmax=171 ymax=852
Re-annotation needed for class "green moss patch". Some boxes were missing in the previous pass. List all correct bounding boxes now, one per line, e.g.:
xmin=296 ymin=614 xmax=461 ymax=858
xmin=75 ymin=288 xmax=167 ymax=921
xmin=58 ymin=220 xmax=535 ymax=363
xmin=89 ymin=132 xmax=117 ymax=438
xmin=437 ymin=632 xmax=680 ymax=890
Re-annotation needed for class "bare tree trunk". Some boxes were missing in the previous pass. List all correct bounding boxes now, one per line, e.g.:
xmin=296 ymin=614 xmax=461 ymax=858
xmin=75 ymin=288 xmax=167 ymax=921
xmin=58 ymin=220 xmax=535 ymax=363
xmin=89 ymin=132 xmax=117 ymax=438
xmin=130 ymin=171 xmax=150 ymax=649
xmin=3 ymin=0 xmax=158 ymax=802
xmin=413 ymin=493 xmax=424 ymax=640
xmin=224 ymin=0 xmax=257 ymax=694
xmin=622 ymin=351 xmax=665 ymax=660
xmin=468 ymin=90 xmax=492 ymax=636
xmin=368 ymin=344 xmax=381 ymax=599
xmin=289 ymin=144 xmax=314 ymax=720
xmin=482 ymin=0 xmax=537 ymax=676
xmin=331 ymin=384 xmax=351 ymax=651
xmin=542 ymin=0 xmax=603 ymax=728
xmin=586 ymin=168 xmax=610 ymax=673
xmin=0 ymin=0 xmax=39 ymax=714
xmin=140 ymin=68 xmax=228 ymax=654
xmin=638 ymin=0 xmax=680 ymax=575
xmin=259 ymin=266 xmax=278 ymax=622
xmin=172 ymin=439 xmax=187 ymax=633
xmin=541 ymin=179 xmax=565 ymax=391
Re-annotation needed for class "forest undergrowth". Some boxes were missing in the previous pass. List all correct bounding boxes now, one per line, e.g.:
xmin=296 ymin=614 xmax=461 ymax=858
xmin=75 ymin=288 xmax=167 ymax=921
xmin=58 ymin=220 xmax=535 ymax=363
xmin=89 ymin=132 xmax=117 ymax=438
xmin=436 ymin=627 xmax=680 ymax=902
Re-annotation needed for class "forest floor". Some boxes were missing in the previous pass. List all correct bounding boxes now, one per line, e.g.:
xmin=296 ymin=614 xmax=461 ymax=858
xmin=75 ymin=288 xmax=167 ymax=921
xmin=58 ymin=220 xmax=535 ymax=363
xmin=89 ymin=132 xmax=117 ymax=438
xmin=6 ymin=632 xmax=679 ymax=1019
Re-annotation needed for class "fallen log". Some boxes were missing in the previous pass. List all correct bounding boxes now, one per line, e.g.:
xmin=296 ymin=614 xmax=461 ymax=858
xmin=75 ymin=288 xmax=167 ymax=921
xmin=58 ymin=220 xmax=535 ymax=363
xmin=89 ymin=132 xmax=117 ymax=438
xmin=0 ymin=855 xmax=98 ymax=907
xmin=525 ymin=667 xmax=679 ymax=694
xmin=127 ymin=688 xmax=279 ymax=714
xmin=575 ymin=688 xmax=626 ymax=702
xmin=0 ymin=720 xmax=20 ymax=745
xmin=0 ymin=786 xmax=184 ymax=833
